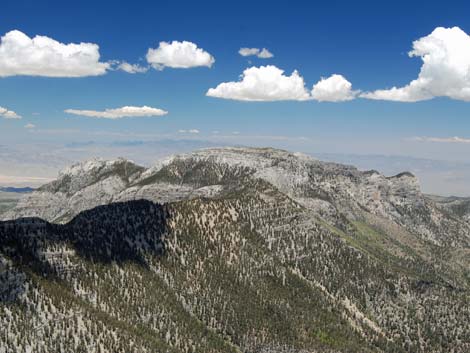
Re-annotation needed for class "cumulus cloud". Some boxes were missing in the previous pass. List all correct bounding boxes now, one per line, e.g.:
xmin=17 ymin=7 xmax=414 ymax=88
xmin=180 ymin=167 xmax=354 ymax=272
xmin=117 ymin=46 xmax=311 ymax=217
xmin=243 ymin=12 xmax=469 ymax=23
xmin=0 ymin=30 xmax=110 ymax=77
xmin=257 ymin=48 xmax=274 ymax=59
xmin=239 ymin=47 xmax=274 ymax=58
xmin=0 ymin=106 xmax=21 ymax=119
xmin=24 ymin=123 xmax=35 ymax=129
xmin=362 ymin=26 xmax=470 ymax=102
xmin=65 ymin=106 xmax=168 ymax=119
xmin=117 ymin=61 xmax=149 ymax=74
xmin=411 ymin=136 xmax=470 ymax=144
xmin=207 ymin=66 xmax=356 ymax=102
xmin=178 ymin=129 xmax=200 ymax=134
xmin=239 ymin=48 xmax=260 ymax=56
xmin=206 ymin=65 xmax=311 ymax=101
xmin=146 ymin=41 xmax=214 ymax=70
xmin=311 ymin=74 xmax=358 ymax=102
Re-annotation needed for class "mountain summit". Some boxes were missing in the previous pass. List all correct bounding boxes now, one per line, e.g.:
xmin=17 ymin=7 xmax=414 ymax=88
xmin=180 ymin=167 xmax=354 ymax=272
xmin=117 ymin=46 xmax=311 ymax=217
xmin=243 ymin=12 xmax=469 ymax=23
xmin=1 ymin=147 xmax=469 ymax=352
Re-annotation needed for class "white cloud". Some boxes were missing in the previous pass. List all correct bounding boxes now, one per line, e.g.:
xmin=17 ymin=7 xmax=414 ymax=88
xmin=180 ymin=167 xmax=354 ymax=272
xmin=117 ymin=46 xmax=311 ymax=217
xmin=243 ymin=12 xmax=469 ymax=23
xmin=257 ymin=48 xmax=274 ymax=59
xmin=24 ymin=123 xmax=35 ymax=129
xmin=0 ymin=106 xmax=21 ymax=119
xmin=178 ymin=129 xmax=200 ymax=134
xmin=146 ymin=41 xmax=214 ymax=70
xmin=362 ymin=26 xmax=470 ymax=102
xmin=117 ymin=61 xmax=149 ymax=74
xmin=311 ymin=74 xmax=358 ymax=102
xmin=411 ymin=136 xmax=470 ymax=144
xmin=239 ymin=48 xmax=260 ymax=56
xmin=0 ymin=30 xmax=110 ymax=77
xmin=239 ymin=47 xmax=274 ymax=58
xmin=65 ymin=106 xmax=168 ymax=119
xmin=206 ymin=65 xmax=310 ymax=101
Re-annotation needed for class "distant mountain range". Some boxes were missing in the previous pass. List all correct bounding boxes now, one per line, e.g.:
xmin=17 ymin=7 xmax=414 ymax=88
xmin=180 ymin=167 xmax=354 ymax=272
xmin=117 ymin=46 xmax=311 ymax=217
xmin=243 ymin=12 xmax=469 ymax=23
xmin=0 ymin=186 xmax=35 ymax=193
xmin=1 ymin=147 xmax=469 ymax=352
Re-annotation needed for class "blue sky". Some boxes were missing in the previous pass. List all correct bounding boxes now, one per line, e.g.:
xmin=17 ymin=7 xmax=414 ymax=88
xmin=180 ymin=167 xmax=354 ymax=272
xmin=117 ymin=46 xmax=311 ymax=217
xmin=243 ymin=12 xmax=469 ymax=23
xmin=1 ymin=0 xmax=470 ymax=194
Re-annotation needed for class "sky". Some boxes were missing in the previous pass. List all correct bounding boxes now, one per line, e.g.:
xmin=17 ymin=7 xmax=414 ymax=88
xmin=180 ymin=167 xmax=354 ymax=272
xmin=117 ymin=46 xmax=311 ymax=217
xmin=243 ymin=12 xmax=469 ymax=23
xmin=1 ymin=0 xmax=470 ymax=195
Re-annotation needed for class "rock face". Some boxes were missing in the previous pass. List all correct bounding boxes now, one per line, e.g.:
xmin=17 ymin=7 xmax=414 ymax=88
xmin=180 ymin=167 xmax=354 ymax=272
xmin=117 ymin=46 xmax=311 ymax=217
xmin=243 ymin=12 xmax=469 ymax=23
xmin=1 ymin=147 xmax=470 ymax=353
xmin=4 ymin=158 xmax=145 ymax=223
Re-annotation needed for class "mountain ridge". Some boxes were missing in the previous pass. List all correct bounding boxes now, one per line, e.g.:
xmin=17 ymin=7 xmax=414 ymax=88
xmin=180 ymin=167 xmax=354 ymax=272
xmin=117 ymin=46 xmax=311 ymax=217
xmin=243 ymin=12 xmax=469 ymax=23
xmin=1 ymin=147 xmax=469 ymax=352
xmin=4 ymin=147 xmax=469 ymax=247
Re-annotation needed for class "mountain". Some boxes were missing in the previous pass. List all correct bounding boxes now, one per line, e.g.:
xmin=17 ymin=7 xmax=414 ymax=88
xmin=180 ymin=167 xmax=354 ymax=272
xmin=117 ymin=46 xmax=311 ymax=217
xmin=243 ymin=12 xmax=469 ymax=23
xmin=314 ymin=152 xmax=470 ymax=197
xmin=427 ymin=194 xmax=470 ymax=222
xmin=0 ymin=187 xmax=35 ymax=193
xmin=1 ymin=147 xmax=469 ymax=352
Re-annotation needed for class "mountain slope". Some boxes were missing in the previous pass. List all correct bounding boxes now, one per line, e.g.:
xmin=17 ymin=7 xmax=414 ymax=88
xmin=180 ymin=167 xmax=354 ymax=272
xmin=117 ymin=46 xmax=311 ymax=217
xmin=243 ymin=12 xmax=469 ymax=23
xmin=1 ymin=147 xmax=469 ymax=352
xmin=428 ymin=194 xmax=470 ymax=222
